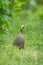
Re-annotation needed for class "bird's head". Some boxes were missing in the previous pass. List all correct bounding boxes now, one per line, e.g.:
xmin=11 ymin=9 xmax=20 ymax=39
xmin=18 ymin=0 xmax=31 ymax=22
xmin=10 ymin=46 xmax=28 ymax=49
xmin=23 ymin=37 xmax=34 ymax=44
xmin=20 ymin=24 xmax=25 ymax=32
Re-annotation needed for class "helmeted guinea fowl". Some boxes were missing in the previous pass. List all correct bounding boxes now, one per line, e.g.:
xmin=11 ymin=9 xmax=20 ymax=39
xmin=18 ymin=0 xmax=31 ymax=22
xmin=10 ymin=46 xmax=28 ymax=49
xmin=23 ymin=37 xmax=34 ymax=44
xmin=13 ymin=24 xmax=25 ymax=49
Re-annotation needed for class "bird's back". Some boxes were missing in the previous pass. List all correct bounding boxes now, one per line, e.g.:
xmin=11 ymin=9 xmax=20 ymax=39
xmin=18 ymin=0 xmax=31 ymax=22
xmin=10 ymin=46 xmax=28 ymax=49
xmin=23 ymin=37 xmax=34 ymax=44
xmin=13 ymin=33 xmax=25 ymax=48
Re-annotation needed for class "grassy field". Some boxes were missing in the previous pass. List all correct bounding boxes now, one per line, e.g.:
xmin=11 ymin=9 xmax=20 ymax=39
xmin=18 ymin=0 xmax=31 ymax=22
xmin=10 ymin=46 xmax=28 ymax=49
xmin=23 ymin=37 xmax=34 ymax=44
xmin=0 ymin=6 xmax=43 ymax=65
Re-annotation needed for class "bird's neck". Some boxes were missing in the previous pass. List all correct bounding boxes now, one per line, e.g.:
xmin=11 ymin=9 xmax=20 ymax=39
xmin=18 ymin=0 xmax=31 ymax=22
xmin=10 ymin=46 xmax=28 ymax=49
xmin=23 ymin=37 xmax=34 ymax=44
xmin=20 ymin=31 xmax=23 ymax=34
xmin=20 ymin=30 xmax=24 ymax=35
xmin=20 ymin=28 xmax=24 ymax=34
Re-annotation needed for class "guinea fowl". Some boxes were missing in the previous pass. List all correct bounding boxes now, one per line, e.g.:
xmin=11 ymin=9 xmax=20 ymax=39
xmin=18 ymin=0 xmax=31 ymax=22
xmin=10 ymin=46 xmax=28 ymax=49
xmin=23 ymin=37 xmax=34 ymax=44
xmin=13 ymin=24 xmax=25 ymax=49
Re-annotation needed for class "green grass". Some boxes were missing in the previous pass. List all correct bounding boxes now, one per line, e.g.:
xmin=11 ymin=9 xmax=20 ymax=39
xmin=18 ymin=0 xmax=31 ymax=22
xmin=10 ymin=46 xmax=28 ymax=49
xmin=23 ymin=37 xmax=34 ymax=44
xmin=0 ymin=6 xmax=43 ymax=65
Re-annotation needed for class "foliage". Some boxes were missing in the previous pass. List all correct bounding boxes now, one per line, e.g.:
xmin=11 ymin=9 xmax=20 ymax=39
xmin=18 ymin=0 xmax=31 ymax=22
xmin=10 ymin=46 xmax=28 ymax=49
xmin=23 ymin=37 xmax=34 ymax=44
xmin=0 ymin=0 xmax=43 ymax=65
xmin=35 ymin=0 xmax=43 ymax=4
xmin=0 ymin=0 xmax=15 ymax=34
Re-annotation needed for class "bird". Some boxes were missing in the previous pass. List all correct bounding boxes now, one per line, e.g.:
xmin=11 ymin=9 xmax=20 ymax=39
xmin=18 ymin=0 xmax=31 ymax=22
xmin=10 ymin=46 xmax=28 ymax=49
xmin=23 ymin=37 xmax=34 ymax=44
xmin=13 ymin=24 xmax=25 ymax=49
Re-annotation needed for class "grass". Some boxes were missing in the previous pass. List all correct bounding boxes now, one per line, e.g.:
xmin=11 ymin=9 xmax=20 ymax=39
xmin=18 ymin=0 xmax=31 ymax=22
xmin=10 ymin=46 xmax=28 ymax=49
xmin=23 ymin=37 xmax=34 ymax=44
xmin=0 ymin=6 xmax=43 ymax=65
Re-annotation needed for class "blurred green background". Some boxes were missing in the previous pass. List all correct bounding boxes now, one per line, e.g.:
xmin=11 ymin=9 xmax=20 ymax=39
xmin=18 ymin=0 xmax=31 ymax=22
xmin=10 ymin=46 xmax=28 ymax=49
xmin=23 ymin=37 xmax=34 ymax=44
xmin=0 ymin=0 xmax=43 ymax=65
